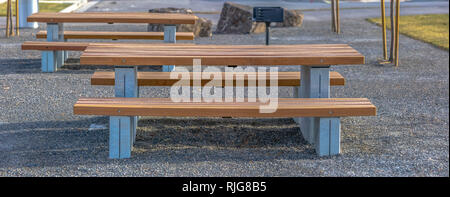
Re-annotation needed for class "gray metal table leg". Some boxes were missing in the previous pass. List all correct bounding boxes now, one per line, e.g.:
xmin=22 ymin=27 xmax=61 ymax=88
xmin=297 ymin=65 xmax=341 ymax=156
xmin=64 ymin=38 xmax=68 ymax=61
xmin=163 ymin=25 xmax=176 ymax=72
xmin=109 ymin=66 xmax=138 ymax=159
xmin=315 ymin=117 xmax=341 ymax=156
xmin=42 ymin=23 xmax=64 ymax=72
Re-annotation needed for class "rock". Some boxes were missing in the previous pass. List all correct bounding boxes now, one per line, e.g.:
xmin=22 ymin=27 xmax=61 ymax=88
xmin=215 ymin=2 xmax=265 ymax=34
xmin=147 ymin=7 xmax=213 ymax=37
xmin=215 ymin=2 xmax=304 ymax=34
xmin=274 ymin=9 xmax=304 ymax=28
xmin=195 ymin=17 xmax=213 ymax=37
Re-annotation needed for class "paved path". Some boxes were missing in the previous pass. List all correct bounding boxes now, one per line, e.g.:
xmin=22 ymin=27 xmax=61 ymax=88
xmin=86 ymin=0 xmax=449 ymax=26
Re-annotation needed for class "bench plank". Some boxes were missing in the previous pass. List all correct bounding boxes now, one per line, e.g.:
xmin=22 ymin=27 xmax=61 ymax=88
xmin=36 ymin=31 xmax=195 ymax=40
xmin=27 ymin=12 xmax=197 ymax=24
xmin=90 ymin=71 xmax=345 ymax=86
xmin=22 ymin=41 xmax=91 ymax=51
xmin=74 ymin=98 xmax=376 ymax=118
xmin=80 ymin=44 xmax=365 ymax=66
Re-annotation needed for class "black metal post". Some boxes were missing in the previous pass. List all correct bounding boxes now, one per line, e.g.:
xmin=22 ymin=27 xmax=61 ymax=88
xmin=265 ymin=21 xmax=270 ymax=45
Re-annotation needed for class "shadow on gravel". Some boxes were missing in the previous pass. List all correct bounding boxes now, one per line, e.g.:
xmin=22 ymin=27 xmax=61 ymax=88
xmin=0 ymin=117 xmax=319 ymax=168
xmin=63 ymin=58 xmax=162 ymax=71
xmin=0 ymin=59 xmax=42 ymax=74
xmin=0 ymin=58 xmax=92 ymax=75
xmin=0 ymin=58 xmax=162 ymax=75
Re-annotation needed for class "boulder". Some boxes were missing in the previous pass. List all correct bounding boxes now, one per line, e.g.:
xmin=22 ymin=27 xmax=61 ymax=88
xmin=147 ymin=7 xmax=213 ymax=37
xmin=215 ymin=2 xmax=304 ymax=34
xmin=215 ymin=2 xmax=265 ymax=34
xmin=274 ymin=9 xmax=304 ymax=28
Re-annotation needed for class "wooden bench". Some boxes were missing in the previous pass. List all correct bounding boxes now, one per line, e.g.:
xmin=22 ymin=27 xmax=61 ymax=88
xmin=74 ymin=98 xmax=376 ymax=158
xmin=22 ymin=41 xmax=93 ymax=51
xmin=90 ymin=71 xmax=345 ymax=87
xmin=35 ymin=31 xmax=195 ymax=40
xmin=26 ymin=12 xmax=198 ymax=72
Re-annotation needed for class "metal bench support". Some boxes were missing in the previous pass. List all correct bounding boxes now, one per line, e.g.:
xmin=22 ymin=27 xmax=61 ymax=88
xmin=296 ymin=66 xmax=330 ymax=144
xmin=162 ymin=25 xmax=176 ymax=72
xmin=109 ymin=116 xmax=134 ymax=159
xmin=109 ymin=66 xmax=138 ymax=159
xmin=315 ymin=117 xmax=341 ymax=156
xmin=63 ymin=39 xmax=69 ymax=61
xmin=41 ymin=23 xmax=64 ymax=72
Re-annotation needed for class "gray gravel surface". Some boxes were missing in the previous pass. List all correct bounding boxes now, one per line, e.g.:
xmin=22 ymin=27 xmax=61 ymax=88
xmin=0 ymin=4 xmax=448 ymax=176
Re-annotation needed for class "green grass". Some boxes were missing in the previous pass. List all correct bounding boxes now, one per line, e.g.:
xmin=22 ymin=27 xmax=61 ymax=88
xmin=367 ymin=14 xmax=449 ymax=50
xmin=0 ymin=2 xmax=72 ymax=16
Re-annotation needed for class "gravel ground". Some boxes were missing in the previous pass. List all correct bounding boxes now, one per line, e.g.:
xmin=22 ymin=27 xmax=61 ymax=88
xmin=0 ymin=3 xmax=448 ymax=176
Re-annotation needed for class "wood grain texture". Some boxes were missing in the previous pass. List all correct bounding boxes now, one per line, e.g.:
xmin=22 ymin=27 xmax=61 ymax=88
xmin=73 ymin=98 xmax=377 ymax=117
xmin=21 ymin=41 xmax=194 ymax=51
xmin=27 ymin=12 xmax=197 ymax=24
xmin=80 ymin=44 xmax=365 ymax=66
xmin=35 ymin=31 xmax=195 ymax=40
xmin=90 ymin=71 xmax=345 ymax=86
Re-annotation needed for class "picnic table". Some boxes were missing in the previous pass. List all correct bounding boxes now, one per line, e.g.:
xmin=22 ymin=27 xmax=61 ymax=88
xmin=27 ymin=12 xmax=197 ymax=72
xmin=73 ymin=43 xmax=375 ymax=159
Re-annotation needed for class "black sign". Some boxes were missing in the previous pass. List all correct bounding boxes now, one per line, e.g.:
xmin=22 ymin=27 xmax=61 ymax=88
xmin=253 ymin=7 xmax=284 ymax=23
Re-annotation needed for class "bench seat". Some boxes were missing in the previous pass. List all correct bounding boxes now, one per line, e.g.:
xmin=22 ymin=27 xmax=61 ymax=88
xmin=74 ymin=97 xmax=376 ymax=117
xmin=22 ymin=41 xmax=92 ymax=51
xmin=74 ymin=97 xmax=376 ymax=158
xmin=90 ymin=71 xmax=345 ymax=86
xmin=36 ymin=31 xmax=195 ymax=40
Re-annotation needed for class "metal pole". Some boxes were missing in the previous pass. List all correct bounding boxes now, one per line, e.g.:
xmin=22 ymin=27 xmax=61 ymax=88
xmin=331 ymin=0 xmax=335 ymax=32
xmin=6 ymin=0 xmax=11 ymax=37
xmin=265 ymin=22 xmax=270 ymax=45
xmin=19 ymin=0 xmax=38 ymax=28
xmin=10 ymin=1 xmax=14 ymax=36
xmin=389 ymin=0 xmax=395 ymax=62
xmin=381 ymin=0 xmax=387 ymax=60
xmin=15 ymin=0 xmax=20 ymax=36
xmin=336 ymin=0 xmax=340 ymax=34
xmin=394 ymin=0 xmax=400 ymax=66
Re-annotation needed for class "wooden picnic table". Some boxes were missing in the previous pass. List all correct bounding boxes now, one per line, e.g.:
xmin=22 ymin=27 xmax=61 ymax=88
xmin=27 ymin=12 xmax=197 ymax=72
xmin=79 ymin=43 xmax=365 ymax=146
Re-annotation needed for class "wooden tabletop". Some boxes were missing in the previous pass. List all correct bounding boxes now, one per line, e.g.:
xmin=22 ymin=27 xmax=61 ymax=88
xmin=27 ymin=12 xmax=197 ymax=24
xmin=80 ymin=44 xmax=365 ymax=66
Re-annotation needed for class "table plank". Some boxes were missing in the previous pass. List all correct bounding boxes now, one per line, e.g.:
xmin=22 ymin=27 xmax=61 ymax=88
xmin=27 ymin=12 xmax=197 ymax=24
xmin=80 ymin=44 xmax=365 ymax=66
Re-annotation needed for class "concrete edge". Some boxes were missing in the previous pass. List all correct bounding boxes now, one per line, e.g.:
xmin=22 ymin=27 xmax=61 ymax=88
xmin=73 ymin=1 xmax=100 ymax=13
xmin=59 ymin=0 xmax=89 ymax=13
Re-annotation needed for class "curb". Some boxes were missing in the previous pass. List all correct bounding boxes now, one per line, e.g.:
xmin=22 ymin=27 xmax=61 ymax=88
xmin=58 ymin=0 xmax=88 ymax=13
xmin=73 ymin=1 xmax=100 ymax=13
